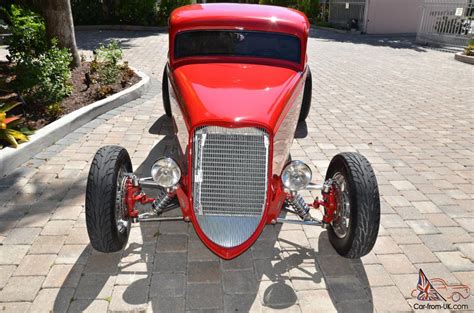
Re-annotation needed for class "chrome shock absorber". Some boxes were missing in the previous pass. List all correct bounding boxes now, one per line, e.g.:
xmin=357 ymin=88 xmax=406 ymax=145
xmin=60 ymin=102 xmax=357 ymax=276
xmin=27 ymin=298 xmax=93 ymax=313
xmin=286 ymin=193 xmax=314 ymax=221
xmin=152 ymin=193 xmax=174 ymax=215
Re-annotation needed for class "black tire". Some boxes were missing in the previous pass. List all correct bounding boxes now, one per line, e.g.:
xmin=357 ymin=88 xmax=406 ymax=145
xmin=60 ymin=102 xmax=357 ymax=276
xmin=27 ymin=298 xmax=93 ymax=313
xmin=86 ymin=145 xmax=132 ymax=253
xmin=162 ymin=66 xmax=172 ymax=117
xmin=325 ymin=152 xmax=380 ymax=259
xmin=298 ymin=68 xmax=312 ymax=122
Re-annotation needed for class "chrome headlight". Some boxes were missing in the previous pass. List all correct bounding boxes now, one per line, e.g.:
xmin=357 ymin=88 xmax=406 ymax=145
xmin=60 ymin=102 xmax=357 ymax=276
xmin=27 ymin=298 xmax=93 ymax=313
xmin=151 ymin=157 xmax=181 ymax=188
xmin=281 ymin=160 xmax=312 ymax=191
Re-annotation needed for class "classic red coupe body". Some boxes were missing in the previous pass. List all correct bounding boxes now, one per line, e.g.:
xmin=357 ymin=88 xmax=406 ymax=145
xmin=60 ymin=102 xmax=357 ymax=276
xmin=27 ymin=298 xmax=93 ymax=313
xmin=86 ymin=4 xmax=380 ymax=260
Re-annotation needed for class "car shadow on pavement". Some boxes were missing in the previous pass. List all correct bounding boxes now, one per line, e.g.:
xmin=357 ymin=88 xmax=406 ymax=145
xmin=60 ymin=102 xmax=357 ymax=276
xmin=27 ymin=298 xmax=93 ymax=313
xmin=309 ymin=28 xmax=428 ymax=53
xmin=52 ymin=115 xmax=373 ymax=312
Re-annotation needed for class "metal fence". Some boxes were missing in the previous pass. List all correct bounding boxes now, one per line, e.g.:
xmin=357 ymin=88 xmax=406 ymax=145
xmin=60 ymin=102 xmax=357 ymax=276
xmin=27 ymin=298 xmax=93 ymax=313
xmin=417 ymin=0 xmax=474 ymax=47
xmin=328 ymin=0 xmax=367 ymax=31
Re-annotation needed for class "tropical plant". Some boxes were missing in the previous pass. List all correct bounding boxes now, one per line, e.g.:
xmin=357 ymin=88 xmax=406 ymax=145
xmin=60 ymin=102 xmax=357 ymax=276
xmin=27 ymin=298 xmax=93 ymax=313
xmin=0 ymin=102 xmax=30 ymax=148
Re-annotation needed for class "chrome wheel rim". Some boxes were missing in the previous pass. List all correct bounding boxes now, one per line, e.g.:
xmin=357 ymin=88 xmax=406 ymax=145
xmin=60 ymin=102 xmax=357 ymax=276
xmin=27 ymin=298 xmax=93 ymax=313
xmin=115 ymin=166 xmax=129 ymax=234
xmin=331 ymin=172 xmax=351 ymax=239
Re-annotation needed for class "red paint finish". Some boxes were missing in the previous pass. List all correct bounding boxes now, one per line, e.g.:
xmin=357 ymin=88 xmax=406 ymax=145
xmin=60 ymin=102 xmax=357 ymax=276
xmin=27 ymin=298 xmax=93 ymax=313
xmin=169 ymin=3 xmax=310 ymax=71
xmin=125 ymin=179 xmax=155 ymax=218
xmin=172 ymin=63 xmax=303 ymax=133
xmin=324 ymin=186 xmax=337 ymax=224
xmin=167 ymin=64 xmax=306 ymax=260
xmin=312 ymin=185 xmax=338 ymax=224
xmin=161 ymin=3 xmax=311 ymax=259
xmin=267 ymin=176 xmax=288 ymax=223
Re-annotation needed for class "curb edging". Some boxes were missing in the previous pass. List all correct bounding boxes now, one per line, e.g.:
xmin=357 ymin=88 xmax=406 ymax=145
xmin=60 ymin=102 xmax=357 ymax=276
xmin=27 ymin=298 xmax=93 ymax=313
xmin=0 ymin=68 xmax=150 ymax=177
xmin=454 ymin=52 xmax=474 ymax=65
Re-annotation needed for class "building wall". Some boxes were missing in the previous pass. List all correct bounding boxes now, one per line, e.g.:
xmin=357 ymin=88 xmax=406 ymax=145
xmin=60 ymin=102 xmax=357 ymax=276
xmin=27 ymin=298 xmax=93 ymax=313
xmin=365 ymin=0 xmax=423 ymax=34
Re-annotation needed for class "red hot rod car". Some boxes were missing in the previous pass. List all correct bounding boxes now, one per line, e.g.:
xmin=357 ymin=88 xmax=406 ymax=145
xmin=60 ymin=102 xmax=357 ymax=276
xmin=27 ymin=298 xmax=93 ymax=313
xmin=85 ymin=4 xmax=380 ymax=260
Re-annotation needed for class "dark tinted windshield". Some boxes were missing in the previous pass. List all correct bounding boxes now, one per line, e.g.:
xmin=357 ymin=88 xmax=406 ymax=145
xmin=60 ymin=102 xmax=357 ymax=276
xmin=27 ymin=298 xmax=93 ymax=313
xmin=174 ymin=30 xmax=301 ymax=63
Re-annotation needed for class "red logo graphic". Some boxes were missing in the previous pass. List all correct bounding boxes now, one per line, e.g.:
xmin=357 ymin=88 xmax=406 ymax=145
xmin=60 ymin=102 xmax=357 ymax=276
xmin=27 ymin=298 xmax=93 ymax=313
xmin=411 ymin=269 xmax=470 ymax=302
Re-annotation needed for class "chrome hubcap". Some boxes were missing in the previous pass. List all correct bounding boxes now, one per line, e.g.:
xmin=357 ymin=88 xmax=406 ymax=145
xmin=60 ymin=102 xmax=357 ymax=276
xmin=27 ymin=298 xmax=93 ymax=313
xmin=331 ymin=172 xmax=351 ymax=239
xmin=115 ymin=167 xmax=129 ymax=234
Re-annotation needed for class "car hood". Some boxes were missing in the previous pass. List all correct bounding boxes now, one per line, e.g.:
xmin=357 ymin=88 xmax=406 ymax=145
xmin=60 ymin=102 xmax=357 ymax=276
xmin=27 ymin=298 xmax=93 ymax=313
xmin=172 ymin=63 xmax=303 ymax=132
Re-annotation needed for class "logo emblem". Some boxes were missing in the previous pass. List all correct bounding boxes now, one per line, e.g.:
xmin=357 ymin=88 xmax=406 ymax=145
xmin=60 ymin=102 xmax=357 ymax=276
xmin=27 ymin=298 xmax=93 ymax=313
xmin=411 ymin=269 xmax=471 ymax=302
xmin=414 ymin=269 xmax=446 ymax=301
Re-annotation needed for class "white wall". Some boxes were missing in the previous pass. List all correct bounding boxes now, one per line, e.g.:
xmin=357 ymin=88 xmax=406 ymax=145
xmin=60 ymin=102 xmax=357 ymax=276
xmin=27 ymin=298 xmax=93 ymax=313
xmin=365 ymin=0 xmax=423 ymax=34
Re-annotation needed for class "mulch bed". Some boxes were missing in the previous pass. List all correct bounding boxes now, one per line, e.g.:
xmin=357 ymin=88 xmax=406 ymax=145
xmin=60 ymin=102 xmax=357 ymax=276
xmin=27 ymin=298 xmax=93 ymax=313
xmin=0 ymin=61 xmax=140 ymax=130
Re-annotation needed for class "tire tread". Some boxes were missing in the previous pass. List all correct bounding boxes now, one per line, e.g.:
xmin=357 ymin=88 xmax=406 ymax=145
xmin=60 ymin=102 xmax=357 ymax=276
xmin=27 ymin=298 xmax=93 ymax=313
xmin=85 ymin=145 xmax=131 ymax=253
xmin=327 ymin=152 xmax=380 ymax=258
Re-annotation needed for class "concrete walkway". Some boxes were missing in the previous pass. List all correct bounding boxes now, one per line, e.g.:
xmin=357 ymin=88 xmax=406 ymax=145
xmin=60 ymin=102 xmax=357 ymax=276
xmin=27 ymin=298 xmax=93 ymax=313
xmin=0 ymin=30 xmax=472 ymax=312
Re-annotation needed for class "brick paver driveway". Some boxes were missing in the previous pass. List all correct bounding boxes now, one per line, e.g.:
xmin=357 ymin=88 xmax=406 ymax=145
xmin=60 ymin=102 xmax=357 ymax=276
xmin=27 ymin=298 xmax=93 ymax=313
xmin=0 ymin=30 xmax=473 ymax=312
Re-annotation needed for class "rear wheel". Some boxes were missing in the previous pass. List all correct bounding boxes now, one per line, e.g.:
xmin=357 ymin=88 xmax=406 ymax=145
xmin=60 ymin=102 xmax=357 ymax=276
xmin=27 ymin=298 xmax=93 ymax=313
xmin=86 ymin=145 xmax=132 ymax=253
xmin=325 ymin=152 xmax=380 ymax=258
xmin=298 ymin=69 xmax=312 ymax=122
xmin=162 ymin=66 xmax=172 ymax=117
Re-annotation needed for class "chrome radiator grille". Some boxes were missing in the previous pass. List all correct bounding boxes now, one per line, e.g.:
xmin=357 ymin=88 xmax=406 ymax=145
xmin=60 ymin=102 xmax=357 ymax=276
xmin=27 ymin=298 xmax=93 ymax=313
xmin=193 ymin=126 xmax=269 ymax=247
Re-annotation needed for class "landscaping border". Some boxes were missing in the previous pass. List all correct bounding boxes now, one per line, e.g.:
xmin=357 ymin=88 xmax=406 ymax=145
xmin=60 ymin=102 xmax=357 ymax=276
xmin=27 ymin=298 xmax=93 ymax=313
xmin=454 ymin=52 xmax=474 ymax=65
xmin=0 ymin=68 xmax=150 ymax=177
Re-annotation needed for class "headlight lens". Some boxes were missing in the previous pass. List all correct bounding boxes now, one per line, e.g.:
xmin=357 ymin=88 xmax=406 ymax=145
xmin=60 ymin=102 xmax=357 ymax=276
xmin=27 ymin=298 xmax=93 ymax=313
xmin=151 ymin=157 xmax=181 ymax=188
xmin=281 ymin=160 xmax=312 ymax=191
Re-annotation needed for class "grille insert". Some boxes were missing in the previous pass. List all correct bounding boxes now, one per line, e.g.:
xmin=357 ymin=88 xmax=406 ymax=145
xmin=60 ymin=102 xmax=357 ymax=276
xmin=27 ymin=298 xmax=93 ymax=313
xmin=193 ymin=126 xmax=269 ymax=247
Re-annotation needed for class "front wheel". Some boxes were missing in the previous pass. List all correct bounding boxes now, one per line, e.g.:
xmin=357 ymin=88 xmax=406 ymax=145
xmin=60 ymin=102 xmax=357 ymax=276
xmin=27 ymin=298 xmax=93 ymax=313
xmin=325 ymin=152 xmax=380 ymax=258
xmin=86 ymin=145 xmax=132 ymax=253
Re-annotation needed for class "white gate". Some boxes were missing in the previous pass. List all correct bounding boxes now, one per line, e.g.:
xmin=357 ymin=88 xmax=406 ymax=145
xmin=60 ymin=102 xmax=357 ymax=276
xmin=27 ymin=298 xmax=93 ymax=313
xmin=417 ymin=0 xmax=473 ymax=47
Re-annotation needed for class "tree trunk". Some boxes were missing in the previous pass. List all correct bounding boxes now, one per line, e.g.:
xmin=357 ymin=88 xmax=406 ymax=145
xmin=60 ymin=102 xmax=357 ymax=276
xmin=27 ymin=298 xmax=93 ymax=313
xmin=38 ymin=0 xmax=81 ymax=68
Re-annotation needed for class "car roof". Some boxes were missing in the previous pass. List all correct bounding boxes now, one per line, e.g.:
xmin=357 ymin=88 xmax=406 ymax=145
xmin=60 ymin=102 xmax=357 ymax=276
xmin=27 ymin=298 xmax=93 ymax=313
xmin=169 ymin=3 xmax=310 ymax=40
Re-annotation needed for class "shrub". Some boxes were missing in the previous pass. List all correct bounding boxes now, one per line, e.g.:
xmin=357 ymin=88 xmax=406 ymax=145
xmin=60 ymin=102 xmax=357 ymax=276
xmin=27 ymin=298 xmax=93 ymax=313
xmin=92 ymin=40 xmax=123 ymax=85
xmin=259 ymin=0 xmax=319 ymax=19
xmin=71 ymin=0 xmax=103 ymax=25
xmin=116 ymin=0 xmax=158 ymax=25
xmin=34 ymin=40 xmax=73 ymax=103
xmin=157 ymin=0 xmax=191 ymax=24
xmin=4 ymin=5 xmax=48 ymax=61
xmin=297 ymin=0 xmax=319 ymax=19
xmin=88 ymin=40 xmax=136 ymax=99
xmin=5 ymin=5 xmax=73 ymax=104
xmin=259 ymin=0 xmax=295 ymax=7
xmin=120 ymin=61 xmax=135 ymax=87
xmin=46 ymin=101 xmax=64 ymax=119
xmin=94 ymin=85 xmax=113 ymax=100
xmin=71 ymin=0 xmax=161 ymax=26
xmin=465 ymin=38 xmax=474 ymax=56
